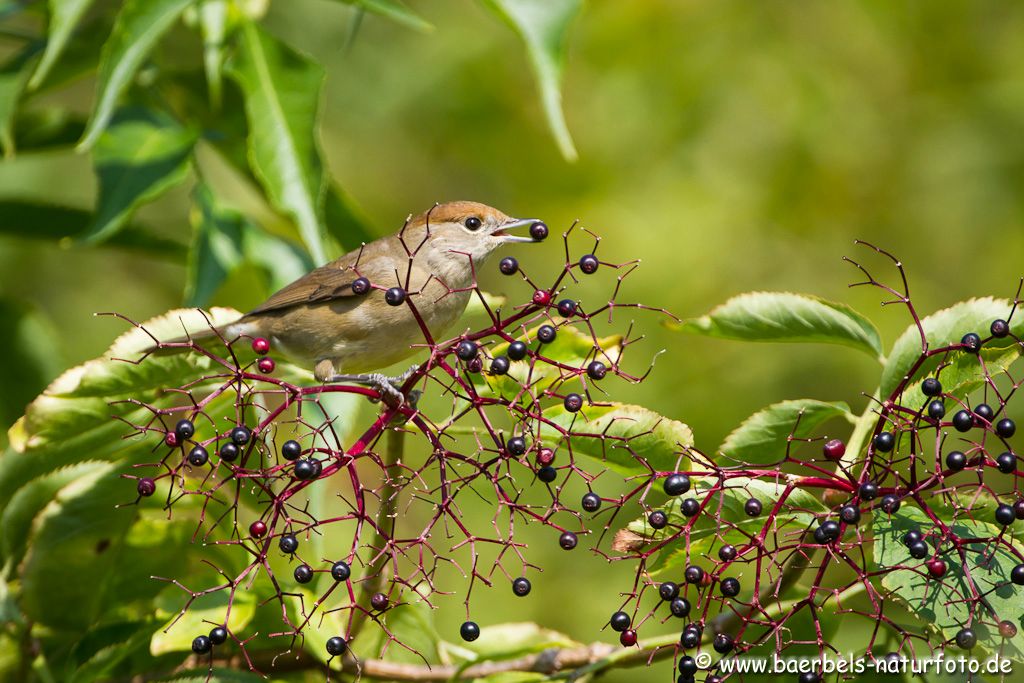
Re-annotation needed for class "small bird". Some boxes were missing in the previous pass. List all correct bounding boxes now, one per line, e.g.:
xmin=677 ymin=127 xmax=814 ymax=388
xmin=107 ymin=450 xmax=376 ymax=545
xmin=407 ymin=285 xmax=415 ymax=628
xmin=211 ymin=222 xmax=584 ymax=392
xmin=166 ymin=201 xmax=541 ymax=399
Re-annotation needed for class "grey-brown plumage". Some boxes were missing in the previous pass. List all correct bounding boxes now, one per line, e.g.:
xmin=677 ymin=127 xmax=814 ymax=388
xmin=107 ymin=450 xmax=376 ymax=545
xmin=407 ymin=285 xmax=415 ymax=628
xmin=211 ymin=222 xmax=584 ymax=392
xmin=172 ymin=201 xmax=538 ymax=386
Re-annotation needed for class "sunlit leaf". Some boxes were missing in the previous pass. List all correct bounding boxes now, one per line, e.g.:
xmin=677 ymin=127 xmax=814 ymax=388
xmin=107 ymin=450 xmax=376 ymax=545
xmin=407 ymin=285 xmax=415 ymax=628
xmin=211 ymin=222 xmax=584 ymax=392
xmin=458 ymin=622 xmax=578 ymax=660
xmin=879 ymin=297 xmax=1023 ymax=400
xmin=674 ymin=291 xmax=883 ymax=360
xmin=197 ymin=0 xmax=229 ymax=108
xmin=334 ymin=0 xmax=432 ymax=33
xmin=151 ymin=588 xmax=257 ymax=655
xmin=0 ymin=297 xmax=64 ymax=432
xmin=540 ymin=402 xmax=692 ymax=475
xmin=29 ymin=0 xmax=97 ymax=90
xmin=83 ymin=107 xmax=196 ymax=245
xmin=720 ymin=399 xmax=852 ymax=466
xmin=228 ymin=21 xmax=328 ymax=264
xmin=79 ymin=0 xmax=193 ymax=148
xmin=481 ymin=0 xmax=580 ymax=161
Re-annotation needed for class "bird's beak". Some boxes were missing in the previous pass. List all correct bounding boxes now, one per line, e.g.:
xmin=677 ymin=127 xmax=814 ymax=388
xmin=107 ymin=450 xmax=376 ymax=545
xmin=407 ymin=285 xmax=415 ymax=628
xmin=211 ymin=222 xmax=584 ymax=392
xmin=491 ymin=217 xmax=540 ymax=243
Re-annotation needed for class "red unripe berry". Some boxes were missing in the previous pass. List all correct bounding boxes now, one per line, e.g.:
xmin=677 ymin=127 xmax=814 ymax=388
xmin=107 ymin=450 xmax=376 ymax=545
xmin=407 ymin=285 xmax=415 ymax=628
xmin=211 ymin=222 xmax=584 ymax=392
xmin=137 ymin=478 xmax=156 ymax=497
xmin=532 ymin=289 xmax=552 ymax=306
xmin=537 ymin=448 xmax=556 ymax=466
xmin=927 ymin=559 xmax=947 ymax=578
xmin=823 ymin=439 xmax=846 ymax=461
xmin=257 ymin=357 xmax=276 ymax=374
xmin=249 ymin=520 xmax=268 ymax=538
xmin=619 ymin=629 xmax=637 ymax=647
xmin=251 ymin=337 xmax=270 ymax=355
xmin=999 ymin=620 xmax=1018 ymax=638
xmin=164 ymin=431 xmax=179 ymax=448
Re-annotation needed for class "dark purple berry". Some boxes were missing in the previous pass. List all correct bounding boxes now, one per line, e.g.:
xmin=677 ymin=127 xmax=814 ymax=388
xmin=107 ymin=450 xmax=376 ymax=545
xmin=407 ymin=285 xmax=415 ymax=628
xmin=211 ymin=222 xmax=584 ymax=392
xmin=678 ymin=654 xmax=698 ymax=675
xmin=384 ymin=287 xmax=406 ymax=306
xmin=680 ymin=498 xmax=700 ymax=517
xmin=903 ymin=529 xmax=923 ymax=546
xmin=712 ymin=633 xmax=734 ymax=654
xmin=840 ymin=505 xmax=861 ymax=525
xmin=209 ymin=626 xmax=228 ymax=645
xmin=370 ymin=592 xmax=389 ymax=610
xmin=490 ymin=356 xmax=510 ymax=375
xmin=293 ymin=564 xmax=313 ymax=583
xmin=537 ymin=325 xmax=557 ymax=344
xmin=744 ymin=498 xmax=762 ymax=517
xmin=175 ymin=418 xmax=195 ymax=441
xmin=564 ymin=393 xmax=584 ymax=412
xmin=873 ymin=432 xmax=895 ymax=453
xmin=995 ymin=504 xmax=1016 ymax=526
xmin=559 ymin=531 xmax=578 ymax=550
xmin=720 ymin=577 xmax=740 ymax=597
xmin=927 ymin=400 xmax=946 ymax=420
xmin=684 ymin=565 xmax=704 ymax=584
xmin=499 ymin=257 xmax=519 ymax=275
xmin=648 ymin=510 xmax=668 ymax=529
xmin=996 ymin=452 xmax=1016 ymax=474
xmin=191 ymin=635 xmax=212 ymax=654
xmin=351 ymin=277 xmax=371 ymax=295
xmin=294 ymin=459 xmax=318 ymax=480
xmin=823 ymin=439 xmax=845 ymax=460
xmin=581 ymin=492 xmax=602 ymax=512
xmin=579 ymin=254 xmax=599 ymax=274
xmin=529 ymin=221 xmax=549 ymax=241
xmin=663 ymin=473 xmax=691 ymax=496
xmin=537 ymin=466 xmax=557 ymax=483
xmin=996 ymin=418 xmax=1016 ymax=438
xmin=456 ymin=340 xmax=478 ymax=361
xmin=859 ymin=481 xmax=879 ymax=500
xmin=557 ymin=299 xmax=577 ymax=317
xmin=718 ymin=544 xmax=737 ymax=562
xmin=326 ymin=636 xmax=347 ymax=656
xmin=974 ymin=403 xmax=994 ymax=423
xmin=219 ymin=442 xmax=239 ymax=462
xmin=230 ymin=426 xmax=251 ymax=445
xmin=137 ymin=478 xmax=156 ymax=497
xmin=188 ymin=445 xmax=209 ymax=467
xmin=281 ymin=440 xmax=302 ymax=461
xmin=881 ymin=495 xmax=900 ymax=513
xmin=669 ymin=597 xmax=690 ymax=618
xmin=799 ymin=673 xmax=821 ymax=683
xmin=991 ymin=319 xmax=1010 ymax=338
xmin=961 ymin=332 xmax=982 ymax=353
xmin=658 ymin=581 xmax=679 ymax=602
xmin=507 ymin=341 xmax=528 ymax=361
xmin=331 ymin=561 xmax=351 ymax=581
xmin=1011 ymin=563 xmax=1024 ymax=585
xmin=609 ymin=611 xmax=631 ymax=632
xmin=946 ymin=450 xmax=967 ymax=471
xmin=1015 ymin=500 xmax=1024 ymax=520
xmin=908 ymin=541 xmax=929 ymax=559
xmin=512 ymin=577 xmax=531 ymax=596
xmin=921 ymin=377 xmax=942 ymax=397
xmin=952 ymin=410 xmax=974 ymax=432
xmin=819 ymin=520 xmax=841 ymax=542
xmin=466 ymin=358 xmax=483 ymax=375
xmin=507 ymin=436 xmax=528 ymax=456
xmin=586 ymin=360 xmax=607 ymax=380
xmin=279 ymin=534 xmax=299 ymax=554
xmin=955 ymin=627 xmax=976 ymax=650
xmin=680 ymin=626 xmax=700 ymax=649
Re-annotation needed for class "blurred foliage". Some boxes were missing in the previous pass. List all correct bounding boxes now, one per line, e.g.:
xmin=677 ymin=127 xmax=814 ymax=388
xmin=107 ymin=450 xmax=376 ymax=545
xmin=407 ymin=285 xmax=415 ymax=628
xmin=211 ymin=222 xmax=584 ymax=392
xmin=2 ymin=0 xmax=1024 ymax=681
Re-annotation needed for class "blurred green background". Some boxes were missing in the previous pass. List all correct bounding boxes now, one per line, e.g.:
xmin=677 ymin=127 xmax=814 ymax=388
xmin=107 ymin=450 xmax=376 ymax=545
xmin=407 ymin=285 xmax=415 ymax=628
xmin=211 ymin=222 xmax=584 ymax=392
xmin=3 ymin=1 xmax=1024 ymax=680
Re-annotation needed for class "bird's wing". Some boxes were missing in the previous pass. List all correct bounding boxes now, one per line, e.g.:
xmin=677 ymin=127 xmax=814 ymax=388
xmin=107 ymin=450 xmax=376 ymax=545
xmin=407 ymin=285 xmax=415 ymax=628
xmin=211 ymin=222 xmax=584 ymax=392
xmin=244 ymin=242 xmax=401 ymax=316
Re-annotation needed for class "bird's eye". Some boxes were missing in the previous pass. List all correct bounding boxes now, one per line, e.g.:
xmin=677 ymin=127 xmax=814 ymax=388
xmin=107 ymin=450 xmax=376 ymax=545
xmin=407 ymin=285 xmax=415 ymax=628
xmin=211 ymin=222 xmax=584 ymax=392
xmin=464 ymin=216 xmax=482 ymax=231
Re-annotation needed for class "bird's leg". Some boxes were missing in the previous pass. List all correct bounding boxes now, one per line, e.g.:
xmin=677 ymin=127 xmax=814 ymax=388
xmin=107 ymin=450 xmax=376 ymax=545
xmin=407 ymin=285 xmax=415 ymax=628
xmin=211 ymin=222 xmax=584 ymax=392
xmin=317 ymin=362 xmax=422 ymax=407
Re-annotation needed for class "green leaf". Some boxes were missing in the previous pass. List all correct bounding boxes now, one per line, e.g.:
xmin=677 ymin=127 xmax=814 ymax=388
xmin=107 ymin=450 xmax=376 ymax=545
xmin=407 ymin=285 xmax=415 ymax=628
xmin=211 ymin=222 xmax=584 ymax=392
xmin=197 ymin=0 xmax=229 ymax=108
xmin=872 ymin=505 xmax=1024 ymax=660
xmin=324 ymin=183 xmax=377 ymax=251
xmin=83 ymin=107 xmax=196 ymax=244
xmin=68 ymin=620 xmax=156 ymax=683
xmin=356 ymin=596 xmax=440 ymax=664
xmin=0 ymin=201 xmax=187 ymax=257
xmin=0 ymin=297 xmax=64 ymax=432
xmin=457 ymin=622 xmax=578 ymax=661
xmin=228 ymin=21 xmax=328 ymax=264
xmin=336 ymin=0 xmax=433 ymax=32
xmin=481 ymin=0 xmax=580 ymax=161
xmin=879 ymin=297 xmax=1023 ymax=401
xmin=19 ymin=465 xmax=138 ymax=629
xmin=187 ymin=184 xmax=314 ymax=306
xmin=674 ymin=292 xmax=884 ymax=360
xmin=78 ymin=0 xmax=193 ymax=148
xmin=29 ymin=0 xmax=97 ymax=90
xmin=150 ymin=669 xmax=265 ymax=683
xmin=899 ymin=342 xmax=1023 ymax=410
xmin=620 ymin=477 xmax=825 ymax=576
xmin=720 ymin=399 xmax=852 ymax=466
xmin=151 ymin=588 xmax=257 ymax=655
xmin=540 ymin=402 xmax=692 ymax=475
xmin=0 ymin=45 xmax=38 ymax=157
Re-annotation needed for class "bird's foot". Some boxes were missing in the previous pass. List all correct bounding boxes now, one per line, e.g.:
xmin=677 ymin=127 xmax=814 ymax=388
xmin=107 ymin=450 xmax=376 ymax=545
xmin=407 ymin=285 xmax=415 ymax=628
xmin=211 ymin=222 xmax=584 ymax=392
xmin=324 ymin=367 xmax=421 ymax=408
